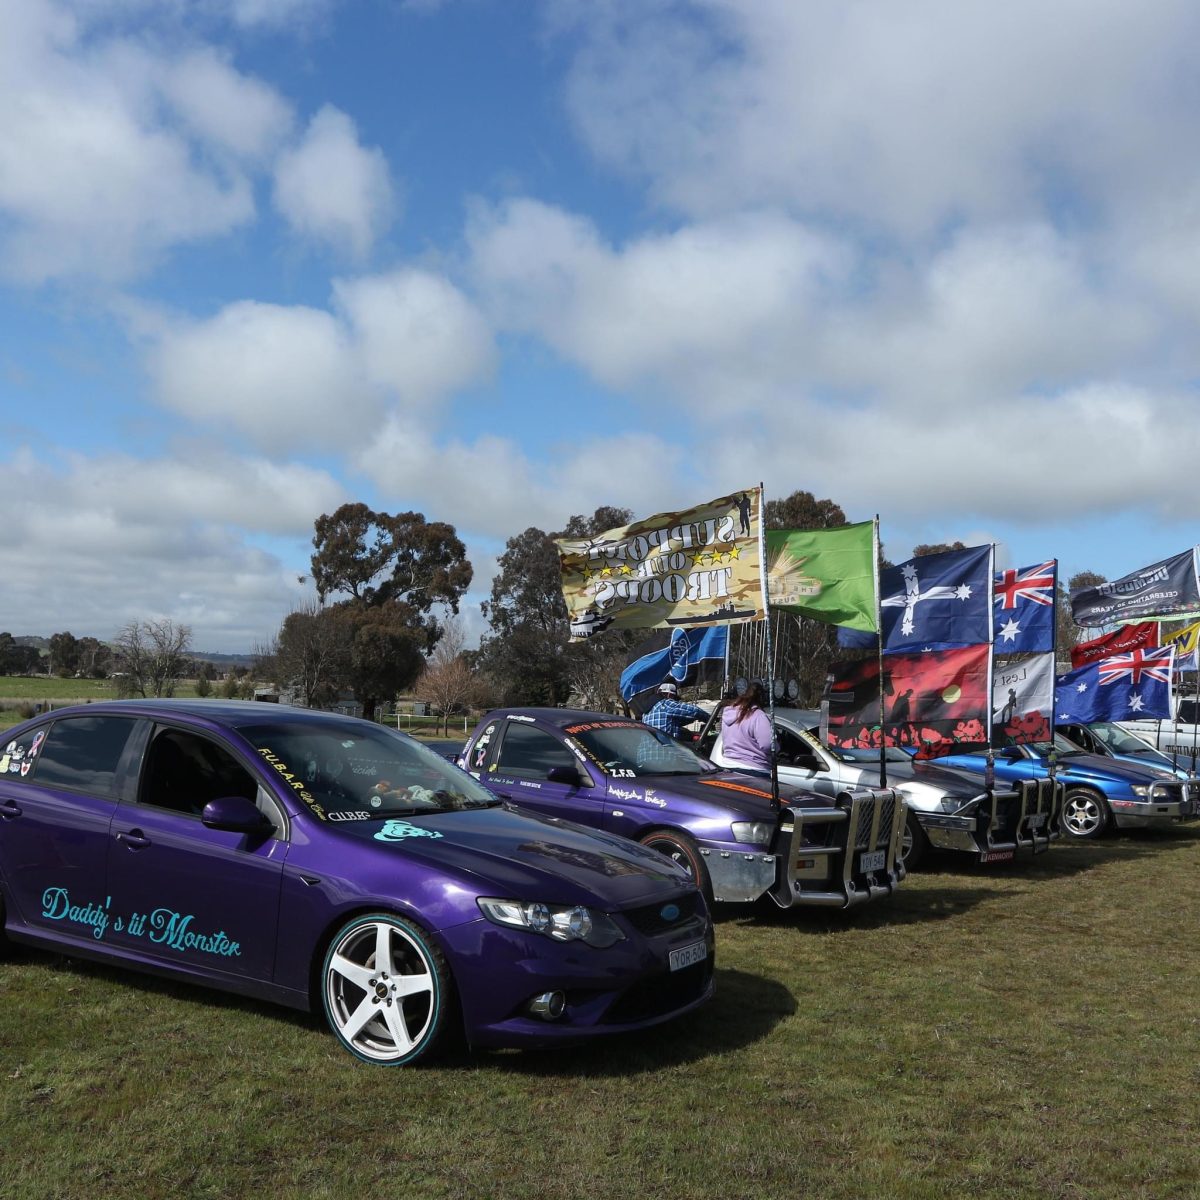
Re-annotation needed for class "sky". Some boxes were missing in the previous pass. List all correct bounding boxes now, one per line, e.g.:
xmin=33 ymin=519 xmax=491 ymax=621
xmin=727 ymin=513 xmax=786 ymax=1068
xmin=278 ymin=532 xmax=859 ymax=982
xmin=3 ymin=0 xmax=1200 ymax=653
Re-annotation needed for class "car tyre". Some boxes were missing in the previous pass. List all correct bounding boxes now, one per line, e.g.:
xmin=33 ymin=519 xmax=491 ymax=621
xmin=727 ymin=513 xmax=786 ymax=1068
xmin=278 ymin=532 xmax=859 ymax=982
xmin=321 ymin=912 xmax=453 ymax=1066
xmin=1060 ymin=788 xmax=1110 ymax=841
xmin=638 ymin=829 xmax=714 ymax=904
xmin=900 ymin=811 xmax=930 ymax=870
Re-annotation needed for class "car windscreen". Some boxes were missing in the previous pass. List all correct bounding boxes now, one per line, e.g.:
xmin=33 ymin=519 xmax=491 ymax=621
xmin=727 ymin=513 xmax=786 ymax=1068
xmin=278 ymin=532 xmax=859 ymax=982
xmin=239 ymin=720 xmax=498 ymax=820
xmin=573 ymin=724 xmax=715 ymax=778
xmin=1090 ymin=722 xmax=1162 ymax=754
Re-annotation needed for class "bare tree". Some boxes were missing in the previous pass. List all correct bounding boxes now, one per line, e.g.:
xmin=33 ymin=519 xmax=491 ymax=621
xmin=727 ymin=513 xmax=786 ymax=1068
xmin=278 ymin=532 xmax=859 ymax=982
xmin=416 ymin=618 xmax=482 ymax=734
xmin=268 ymin=601 xmax=354 ymax=708
xmin=113 ymin=619 xmax=192 ymax=697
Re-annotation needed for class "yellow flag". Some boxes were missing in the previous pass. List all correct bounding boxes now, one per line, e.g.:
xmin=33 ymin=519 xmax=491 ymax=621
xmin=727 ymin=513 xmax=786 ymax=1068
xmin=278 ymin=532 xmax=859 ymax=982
xmin=555 ymin=489 xmax=766 ymax=642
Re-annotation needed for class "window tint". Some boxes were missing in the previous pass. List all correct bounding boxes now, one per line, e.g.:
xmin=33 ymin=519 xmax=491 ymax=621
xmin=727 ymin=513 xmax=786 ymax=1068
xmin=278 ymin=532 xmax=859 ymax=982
xmin=1178 ymin=700 xmax=1198 ymax=723
xmin=496 ymin=725 xmax=578 ymax=778
xmin=30 ymin=716 xmax=138 ymax=795
xmin=140 ymin=727 xmax=258 ymax=817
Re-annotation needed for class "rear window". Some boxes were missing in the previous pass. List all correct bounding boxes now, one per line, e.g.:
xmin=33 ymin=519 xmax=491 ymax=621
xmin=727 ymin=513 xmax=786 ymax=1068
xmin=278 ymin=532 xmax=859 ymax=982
xmin=26 ymin=716 xmax=138 ymax=796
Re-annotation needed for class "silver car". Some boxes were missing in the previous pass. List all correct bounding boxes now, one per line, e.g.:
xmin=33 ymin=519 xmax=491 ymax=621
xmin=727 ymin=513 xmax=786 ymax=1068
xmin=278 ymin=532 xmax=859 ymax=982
xmin=703 ymin=707 xmax=1059 ymax=868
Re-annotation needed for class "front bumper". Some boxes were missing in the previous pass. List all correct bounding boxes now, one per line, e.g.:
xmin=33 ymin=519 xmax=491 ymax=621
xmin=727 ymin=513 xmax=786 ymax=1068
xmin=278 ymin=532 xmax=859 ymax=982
xmin=443 ymin=894 xmax=715 ymax=1049
xmin=1109 ymin=779 xmax=1200 ymax=829
xmin=917 ymin=778 xmax=1062 ymax=863
xmin=766 ymin=787 xmax=906 ymax=908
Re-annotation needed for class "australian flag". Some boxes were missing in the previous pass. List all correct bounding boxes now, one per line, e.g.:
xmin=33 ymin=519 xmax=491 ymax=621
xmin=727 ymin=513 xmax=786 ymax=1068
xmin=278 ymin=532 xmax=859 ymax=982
xmin=880 ymin=544 xmax=993 ymax=653
xmin=620 ymin=625 xmax=728 ymax=713
xmin=994 ymin=559 xmax=1056 ymax=653
xmin=1054 ymin=646 xmax=1175 ymax=722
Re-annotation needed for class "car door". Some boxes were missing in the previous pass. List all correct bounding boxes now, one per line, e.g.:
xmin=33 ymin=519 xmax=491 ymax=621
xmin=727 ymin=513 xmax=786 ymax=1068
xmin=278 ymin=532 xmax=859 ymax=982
xmin=0 ymin=714 xmax=142 ymax=943
xmin=481 ymin=720 xmax=604 ymax=828
xmin=105 ymin=722 xmax=286 ymax=984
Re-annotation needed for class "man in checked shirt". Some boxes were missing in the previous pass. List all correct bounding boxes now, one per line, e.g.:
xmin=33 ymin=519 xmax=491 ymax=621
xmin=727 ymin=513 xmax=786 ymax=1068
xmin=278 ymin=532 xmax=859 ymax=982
xmin=641 ymin=681 xmax=708 ymax=740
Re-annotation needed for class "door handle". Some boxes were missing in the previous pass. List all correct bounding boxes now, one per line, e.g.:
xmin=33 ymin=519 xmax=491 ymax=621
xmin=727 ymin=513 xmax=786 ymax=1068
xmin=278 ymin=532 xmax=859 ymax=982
xmin=116 ymin=829 xmax=151 ymax=849
xmin=0 ymin=799 xmax=21 ymax=819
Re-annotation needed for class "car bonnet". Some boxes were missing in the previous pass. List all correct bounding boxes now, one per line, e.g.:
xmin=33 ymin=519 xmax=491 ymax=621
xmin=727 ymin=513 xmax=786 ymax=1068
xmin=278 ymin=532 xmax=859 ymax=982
xmin=321 ymin=803 xmax=694 ymax=908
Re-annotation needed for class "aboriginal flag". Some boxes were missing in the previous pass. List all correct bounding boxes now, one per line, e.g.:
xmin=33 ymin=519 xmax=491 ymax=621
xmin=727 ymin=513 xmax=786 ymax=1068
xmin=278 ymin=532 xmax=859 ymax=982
xmin=823 ymin=644 xmax=991 ymax=758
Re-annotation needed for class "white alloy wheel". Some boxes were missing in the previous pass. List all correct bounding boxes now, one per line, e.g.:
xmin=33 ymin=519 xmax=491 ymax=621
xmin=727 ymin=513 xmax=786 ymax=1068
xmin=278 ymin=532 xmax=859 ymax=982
xmin=322 ymin=913 xmax=449 ymax=1065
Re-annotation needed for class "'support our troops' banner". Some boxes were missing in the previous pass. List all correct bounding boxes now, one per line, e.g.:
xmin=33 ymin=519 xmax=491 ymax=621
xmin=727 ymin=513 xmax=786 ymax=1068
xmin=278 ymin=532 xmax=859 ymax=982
xmin=556 ymin=489 xmax=766 ymax=642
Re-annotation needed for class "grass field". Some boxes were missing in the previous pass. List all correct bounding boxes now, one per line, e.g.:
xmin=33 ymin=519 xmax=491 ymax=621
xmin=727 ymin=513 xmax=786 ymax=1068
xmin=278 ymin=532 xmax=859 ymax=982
xmin=2 ymin=828 xmax=1198 ymax=1199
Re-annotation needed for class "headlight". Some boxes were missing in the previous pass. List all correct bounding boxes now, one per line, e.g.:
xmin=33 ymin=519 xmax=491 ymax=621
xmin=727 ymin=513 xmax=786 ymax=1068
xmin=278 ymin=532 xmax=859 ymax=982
xmin=940 ymin=795 xmax=980 ymax=815
xmin=477 ymin=898 xmax=625 ymax=948
xmin=1131 ymin=785 xmax=1150 ymax=797
xmin=731 ymin=820 xmax=774 ymax=845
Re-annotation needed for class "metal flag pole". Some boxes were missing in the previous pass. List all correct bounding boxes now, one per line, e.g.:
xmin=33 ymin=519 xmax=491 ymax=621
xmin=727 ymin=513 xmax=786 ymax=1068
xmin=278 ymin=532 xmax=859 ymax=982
xmin=984 ymin=544 xmax=997 ymax=795
xmin=873 ymin=515 xmax=887 ymax=788
xmin=756 ymin=482 xmax=780 ymax=812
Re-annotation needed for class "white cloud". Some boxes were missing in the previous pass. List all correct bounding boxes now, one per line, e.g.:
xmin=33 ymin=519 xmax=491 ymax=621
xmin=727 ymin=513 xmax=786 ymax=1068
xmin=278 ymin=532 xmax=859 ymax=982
xmin=560 ymin=0 xmax=1200 ymax=236
xmin=273 ymin=105 xmax=396 ymax=257
xmin=0 ymin=0 xmax=295 ymax=283
xmin=145 ymin=268 xmax=495 ymax=450
xmin=356 ymin=419 xmax=684 ymax=540
xmin=0 ymin=447 xmax=344 ymax=650
xmin=332 ymin=269 xmax=496 ymax=407
xmin=467 ymin=197 xmax=847 ymax=398
xmin=148 ymin=300 xmax=378 ymax=451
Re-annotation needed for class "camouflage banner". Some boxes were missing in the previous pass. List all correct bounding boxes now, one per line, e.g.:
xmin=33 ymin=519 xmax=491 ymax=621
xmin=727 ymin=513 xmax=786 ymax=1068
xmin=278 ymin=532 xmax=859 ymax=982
xmin=556 ymin=489 xmax=766 ymax=642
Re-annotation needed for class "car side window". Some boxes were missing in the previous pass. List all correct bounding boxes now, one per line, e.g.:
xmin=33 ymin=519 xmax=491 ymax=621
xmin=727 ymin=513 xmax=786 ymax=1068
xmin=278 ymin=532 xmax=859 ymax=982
xmin=495 ymin=724 xmax=576 ymax=779
xmin=776 ymin=727 xmax=815 ymax=763
xmin=23 ymin=716 xmax=138 ymax=796
xmin=139 ymin=726 xmax=259 ymax=818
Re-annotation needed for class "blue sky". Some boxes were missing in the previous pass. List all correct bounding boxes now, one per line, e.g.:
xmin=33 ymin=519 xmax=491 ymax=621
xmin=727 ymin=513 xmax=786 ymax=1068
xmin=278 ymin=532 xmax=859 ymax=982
xmin=4 ymin=0 xmax=1200 ymax=652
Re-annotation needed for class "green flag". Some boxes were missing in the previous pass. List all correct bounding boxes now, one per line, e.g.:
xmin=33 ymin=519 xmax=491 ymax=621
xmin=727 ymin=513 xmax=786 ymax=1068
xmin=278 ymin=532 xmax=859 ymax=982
xmin=766 ymin=520 xmax=877 ymax=631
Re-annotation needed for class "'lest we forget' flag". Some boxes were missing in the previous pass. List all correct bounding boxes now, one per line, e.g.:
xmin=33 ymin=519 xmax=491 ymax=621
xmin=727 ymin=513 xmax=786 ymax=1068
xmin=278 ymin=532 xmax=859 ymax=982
xmin=823 ymin=644 xmax=991 ymax=758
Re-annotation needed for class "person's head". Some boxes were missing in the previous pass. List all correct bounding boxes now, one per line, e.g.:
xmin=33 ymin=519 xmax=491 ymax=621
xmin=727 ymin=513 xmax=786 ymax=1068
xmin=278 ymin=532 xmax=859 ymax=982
xmin=730 ymin=680 xmax=767 ymax=721
xmin=657 ymin=680 xmax=679 ymax=700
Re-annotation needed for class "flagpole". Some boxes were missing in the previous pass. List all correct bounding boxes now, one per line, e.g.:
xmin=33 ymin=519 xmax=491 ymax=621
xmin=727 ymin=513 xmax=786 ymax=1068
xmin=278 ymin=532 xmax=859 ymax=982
xmin=874 ymin=515 xmax=887 ymax=789
xmin=757 ymin=483 xmax=780 ymax=813
xmin=985 ymin=544 xmax=997 ymax=792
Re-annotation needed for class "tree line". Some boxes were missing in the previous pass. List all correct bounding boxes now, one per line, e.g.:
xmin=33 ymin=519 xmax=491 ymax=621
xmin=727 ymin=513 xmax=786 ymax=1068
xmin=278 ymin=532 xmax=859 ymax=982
xmin=4 ymin=494 xmax=1113 ymax=717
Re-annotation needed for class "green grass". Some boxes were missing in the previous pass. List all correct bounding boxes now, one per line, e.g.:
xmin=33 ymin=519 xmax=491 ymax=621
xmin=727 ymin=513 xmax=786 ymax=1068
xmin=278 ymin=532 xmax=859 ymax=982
xmin=2 ymin=829 xmax=1198 ymax=1198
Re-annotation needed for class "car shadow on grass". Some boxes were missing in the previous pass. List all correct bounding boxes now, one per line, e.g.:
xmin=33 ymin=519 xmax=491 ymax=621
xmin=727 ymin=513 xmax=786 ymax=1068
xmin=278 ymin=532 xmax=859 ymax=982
xmin=472 ymin=966 xmax=795 ymax=1077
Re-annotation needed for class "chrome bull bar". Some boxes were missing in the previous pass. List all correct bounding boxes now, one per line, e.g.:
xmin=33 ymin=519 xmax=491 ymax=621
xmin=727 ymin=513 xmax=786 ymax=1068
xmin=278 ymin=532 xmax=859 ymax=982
xmin=978 ymin=778 xmax=1062 ymax=860
xmin=768 ymin=787 xmax=906 ymax=909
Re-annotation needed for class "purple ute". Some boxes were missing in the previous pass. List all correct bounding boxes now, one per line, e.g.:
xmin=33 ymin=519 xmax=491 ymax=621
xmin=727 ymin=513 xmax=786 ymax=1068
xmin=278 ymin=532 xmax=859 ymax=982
xmin=0 ymin=701 xmax=713 ymax=1065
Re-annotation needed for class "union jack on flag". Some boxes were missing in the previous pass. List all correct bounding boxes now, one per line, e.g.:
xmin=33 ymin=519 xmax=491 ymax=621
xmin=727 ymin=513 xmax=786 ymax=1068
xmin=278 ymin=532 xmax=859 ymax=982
xmin=1098 ymin=646 xmax=1175 ymax=687
xmin=993 ymin=560 xmax=1057 ymax=652
xmin=995 ymin=561 xmax=1056 ymax=609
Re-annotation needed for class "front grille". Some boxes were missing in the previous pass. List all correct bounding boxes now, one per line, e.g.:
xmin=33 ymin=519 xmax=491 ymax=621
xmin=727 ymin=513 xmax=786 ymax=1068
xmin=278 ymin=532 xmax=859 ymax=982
xmin=602 ymin=958 xmax=713 ymax=1024
xmin=852 ymin=791 xmax=898 ymax=851
xmin=622 ymin=892 xmax=703 ymax=937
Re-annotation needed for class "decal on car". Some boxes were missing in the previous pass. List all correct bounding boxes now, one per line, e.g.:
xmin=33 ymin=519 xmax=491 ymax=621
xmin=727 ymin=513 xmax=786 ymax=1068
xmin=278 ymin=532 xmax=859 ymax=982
xmin=40 ymin=887 xmax=242 ymax=956
xmin=257 ymin=747 xmax=327 ymax=819
xmin=373 ymin=820 xmax=444 ymax=842
xmin=698 ymin=778 xmax=774 ymax=799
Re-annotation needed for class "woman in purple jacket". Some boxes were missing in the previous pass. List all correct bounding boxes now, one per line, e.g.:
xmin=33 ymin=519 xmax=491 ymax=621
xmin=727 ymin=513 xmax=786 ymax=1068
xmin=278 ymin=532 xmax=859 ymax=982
xmin=719 ymin=682 xmax=774 ymax=775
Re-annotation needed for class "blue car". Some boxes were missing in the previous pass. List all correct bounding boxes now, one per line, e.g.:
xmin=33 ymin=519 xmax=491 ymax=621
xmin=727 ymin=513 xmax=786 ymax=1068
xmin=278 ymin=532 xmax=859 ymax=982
xmin=931 ymin=734 xmax=1200 ymax=841
xmin=1056 ymin=722 xmax=1195 ymax=777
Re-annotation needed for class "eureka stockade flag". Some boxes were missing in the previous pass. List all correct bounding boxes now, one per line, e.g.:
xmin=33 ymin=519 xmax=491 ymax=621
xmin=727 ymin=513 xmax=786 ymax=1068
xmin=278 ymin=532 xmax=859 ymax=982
xmin=557 ymin=489 xmax=766 ymax=642
xmin=765 ymin=521 xmax=878 ymax=632
xmin=879 ymin=544 xmax=993 ymax=652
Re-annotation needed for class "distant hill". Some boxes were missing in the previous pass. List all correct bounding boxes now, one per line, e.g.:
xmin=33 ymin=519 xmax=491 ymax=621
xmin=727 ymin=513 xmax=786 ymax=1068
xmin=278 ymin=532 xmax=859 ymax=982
xmin=7 ymin=635 xmax=252 ymax=669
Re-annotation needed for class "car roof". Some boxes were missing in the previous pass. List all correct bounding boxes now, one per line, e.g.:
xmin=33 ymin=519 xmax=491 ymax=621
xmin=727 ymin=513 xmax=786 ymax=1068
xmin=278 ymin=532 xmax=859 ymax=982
xmin=31 ymin=698 xmax=380 ymax=733
xmin=483 ymin=707 xmax=638 ymax=730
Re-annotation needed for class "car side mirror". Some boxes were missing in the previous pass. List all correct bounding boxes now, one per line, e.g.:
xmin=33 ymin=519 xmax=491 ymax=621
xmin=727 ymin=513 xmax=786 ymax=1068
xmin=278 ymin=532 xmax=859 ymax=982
xmin=789 ymin=752 xmax=823 ymax=770
xmin=202 ymin=795 xmax=274 ymax=835
xmin=998 ymin=747 xmax=1023 ymax=761
xmin=547 ymin=765 xmax=586 ymax=787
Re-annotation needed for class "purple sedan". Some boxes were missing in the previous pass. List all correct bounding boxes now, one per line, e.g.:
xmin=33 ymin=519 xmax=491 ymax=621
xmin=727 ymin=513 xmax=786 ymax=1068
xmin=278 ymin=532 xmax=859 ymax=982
xmin=0 ymin=701 xmax=713 ymax=1065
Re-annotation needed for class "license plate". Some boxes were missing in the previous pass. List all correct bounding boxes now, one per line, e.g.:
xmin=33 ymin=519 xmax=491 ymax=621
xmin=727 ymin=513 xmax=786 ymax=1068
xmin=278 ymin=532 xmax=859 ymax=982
xmin=1026 ymin=812 xmax=1047 ymax=829
xmin=669 ymin=941 xmax=708 ymax=972
xmin=859 ymin=850 xmax=886 ymax=873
